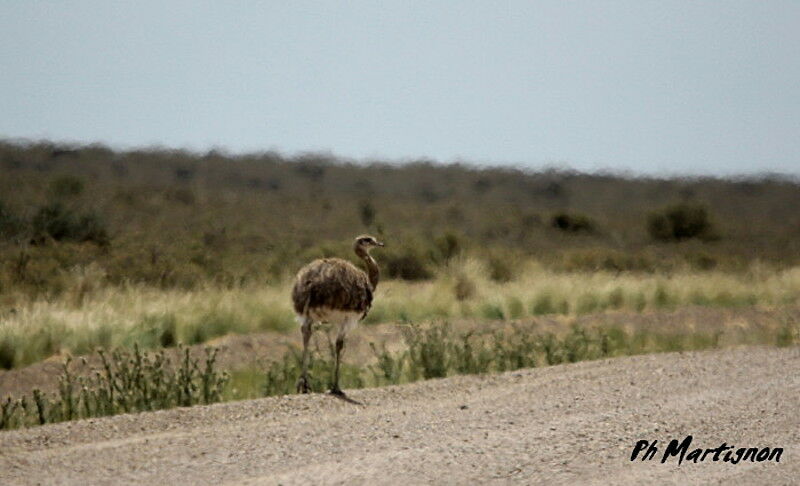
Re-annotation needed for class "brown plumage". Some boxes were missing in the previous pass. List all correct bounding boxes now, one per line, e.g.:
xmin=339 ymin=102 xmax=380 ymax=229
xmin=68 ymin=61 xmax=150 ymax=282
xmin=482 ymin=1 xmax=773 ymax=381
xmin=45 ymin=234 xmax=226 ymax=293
xmin=291 ymin=258 xmax=373 ymax=319
xmin=292 ymin=235 xmax=384 ymax=396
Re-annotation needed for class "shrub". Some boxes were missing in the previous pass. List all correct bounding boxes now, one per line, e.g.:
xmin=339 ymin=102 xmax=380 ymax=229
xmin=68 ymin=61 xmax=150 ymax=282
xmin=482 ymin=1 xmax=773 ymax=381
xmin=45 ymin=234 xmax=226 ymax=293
xmin=384 ymin=247 xmax=432 ymax=280
xmin=606 ymin=287 xmax=625 ymax=309
xmin=0 ymin=346 xmax=229 ymax=429
xmin=653 ymin=283 xmax=675 ymax=309
xmin=550 ymin=212 xmax=594 ymax=232
xmin=402 ymin=323 xmax=451 ymax=380
xmin=0 ymin=201 xmax=25 ymax=239
xmin=647 ymin=202 xmax=715 ymax=241
xmin=531 ymin=293 xmax=556 ymax=315
xmin=31 ymin=202 xmax=109 ymax=246
xmin=492 ymin=331 xmax=538 ymax=371
xmin=506 ymin=297 xmax=525 ymax=319
xmin=531 ymin=292 xmax=569 ymax=315
xmin=48 ymin=175 xmax=84 ymax=198
xmin=687 ymin=252 xmax=717 ymax=270
xmin=0 ymin=335 xmax=15 ymax=370
xmin=576 ymin=293 xmax=601 ymax=314
xmin=73 ymin=213 xmax=110 ymax=246
xmin=130 ymin=313 xmax=178 ymax=348
xmin=453 ymin=274 xmax=476 ymax=301
xmin=432 ymin=232 xmax=462 ymax=263
xmin=776 ymin=320 xmax=798 ymax=347
xmin=164 ymin=187 xmax=196 ymax=205
xmin=359 ymin=201 xmax=376 ymax=227
xmin=369 ymin=342 xmax=405 ymax=385
xmin=451 ymin=331 xmax=493 ymax=375
xmin=487 ymin=254 xmax=515 ymax=282
xmin=480 ymin=303 xmax=505 ymax=320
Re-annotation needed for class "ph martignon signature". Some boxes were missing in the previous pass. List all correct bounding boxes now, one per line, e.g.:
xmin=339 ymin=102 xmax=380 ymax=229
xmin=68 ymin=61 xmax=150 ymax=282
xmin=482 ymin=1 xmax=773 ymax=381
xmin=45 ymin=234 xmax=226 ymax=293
xmin=631 ymin=435 xmax=783 ymax=465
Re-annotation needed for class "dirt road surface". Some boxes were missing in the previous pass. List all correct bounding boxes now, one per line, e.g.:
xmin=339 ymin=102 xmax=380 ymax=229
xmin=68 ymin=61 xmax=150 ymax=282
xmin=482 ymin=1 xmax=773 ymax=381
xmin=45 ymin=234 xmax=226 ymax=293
xmin=1 ymin=346 xmax=798 ymax=485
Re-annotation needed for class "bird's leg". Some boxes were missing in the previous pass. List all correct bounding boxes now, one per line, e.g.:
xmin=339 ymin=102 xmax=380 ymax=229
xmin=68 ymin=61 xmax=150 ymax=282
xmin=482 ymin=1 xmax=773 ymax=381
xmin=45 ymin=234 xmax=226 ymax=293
xmin=296 ymin=318 xmax=313 ymax=394
xmin=330 ymin=334 xmax=345 ymax=396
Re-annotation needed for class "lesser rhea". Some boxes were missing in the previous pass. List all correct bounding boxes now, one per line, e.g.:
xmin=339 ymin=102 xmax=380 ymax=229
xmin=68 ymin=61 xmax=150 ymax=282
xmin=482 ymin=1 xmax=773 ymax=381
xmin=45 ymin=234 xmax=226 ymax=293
xmin=291 ymin=235 xmax=384 ymax=396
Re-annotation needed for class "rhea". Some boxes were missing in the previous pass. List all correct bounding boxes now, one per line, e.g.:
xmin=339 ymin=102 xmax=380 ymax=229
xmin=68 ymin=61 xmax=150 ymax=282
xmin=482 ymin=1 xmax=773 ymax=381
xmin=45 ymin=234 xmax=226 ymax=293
xmin=291 ymin=235 xmax=384 ymax=396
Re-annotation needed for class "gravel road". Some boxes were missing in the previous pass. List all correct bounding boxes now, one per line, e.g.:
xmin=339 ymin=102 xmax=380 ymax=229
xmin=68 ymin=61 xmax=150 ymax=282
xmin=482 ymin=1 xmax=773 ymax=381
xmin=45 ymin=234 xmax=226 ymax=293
xmin=1 ymin=346 xmax=797 ymax=485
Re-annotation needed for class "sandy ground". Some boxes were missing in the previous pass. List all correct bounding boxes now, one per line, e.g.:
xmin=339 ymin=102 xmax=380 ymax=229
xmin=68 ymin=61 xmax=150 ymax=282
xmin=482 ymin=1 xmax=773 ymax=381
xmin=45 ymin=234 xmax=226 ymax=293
xmin=1 ymin=345 xmax=797 ymax=485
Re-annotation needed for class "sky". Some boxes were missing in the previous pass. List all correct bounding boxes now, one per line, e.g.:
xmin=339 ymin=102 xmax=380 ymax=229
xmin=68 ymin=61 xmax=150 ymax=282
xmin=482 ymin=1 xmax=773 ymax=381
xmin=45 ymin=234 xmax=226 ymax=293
xmin=1 ymin=1 xmax=799 ymax=176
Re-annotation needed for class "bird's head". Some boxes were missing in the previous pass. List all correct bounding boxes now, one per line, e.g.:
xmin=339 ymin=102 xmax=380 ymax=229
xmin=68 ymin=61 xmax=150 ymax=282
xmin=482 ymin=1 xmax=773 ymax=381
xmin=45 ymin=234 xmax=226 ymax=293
xmin=353 ymin=234 xmax=384 ymax=252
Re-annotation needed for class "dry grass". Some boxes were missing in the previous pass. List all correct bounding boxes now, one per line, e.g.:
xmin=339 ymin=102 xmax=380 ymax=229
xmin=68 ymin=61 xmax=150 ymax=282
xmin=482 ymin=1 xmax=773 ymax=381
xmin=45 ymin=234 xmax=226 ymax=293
xmin=2 ymin=261 xmax=799 ymax=369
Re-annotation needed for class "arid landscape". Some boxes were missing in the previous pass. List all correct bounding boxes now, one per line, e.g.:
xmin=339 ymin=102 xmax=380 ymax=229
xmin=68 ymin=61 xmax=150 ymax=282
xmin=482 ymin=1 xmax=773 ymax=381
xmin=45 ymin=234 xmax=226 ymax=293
xmin=1 ymin=346 xmax=798 ymax=485
xmin=4 ymin=3 xmax=800 ymax=483
xmin=1 ymin=143 xmax=799 ymax=484
xmin=1 ymin=303 xmax=798 ymax=484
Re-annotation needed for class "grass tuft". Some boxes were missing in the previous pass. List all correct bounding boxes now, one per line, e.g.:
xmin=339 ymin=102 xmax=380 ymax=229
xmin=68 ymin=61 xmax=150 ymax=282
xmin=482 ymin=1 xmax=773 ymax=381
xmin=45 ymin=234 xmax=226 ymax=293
xmin=1 ymin=345 xmax=228 ymax=430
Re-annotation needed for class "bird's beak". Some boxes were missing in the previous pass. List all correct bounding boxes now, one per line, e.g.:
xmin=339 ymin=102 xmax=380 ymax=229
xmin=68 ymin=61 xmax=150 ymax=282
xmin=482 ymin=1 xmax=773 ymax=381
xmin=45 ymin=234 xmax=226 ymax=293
xmin=376 ymin=241 xmax=385 ymax=247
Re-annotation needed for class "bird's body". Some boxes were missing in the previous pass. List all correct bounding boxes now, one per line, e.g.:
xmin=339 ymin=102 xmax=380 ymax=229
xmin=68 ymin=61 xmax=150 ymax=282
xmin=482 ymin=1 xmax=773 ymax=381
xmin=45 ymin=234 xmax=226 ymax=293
xmin=292 ymin=258 xmax=373 ymax=319
xmin=291 ymin=236 xmax=384 ymax=396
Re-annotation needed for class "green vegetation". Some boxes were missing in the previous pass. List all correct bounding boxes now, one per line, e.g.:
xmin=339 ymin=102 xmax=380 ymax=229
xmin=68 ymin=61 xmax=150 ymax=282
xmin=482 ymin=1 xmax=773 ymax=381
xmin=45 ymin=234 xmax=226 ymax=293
xmin=550 ymin=211 xmax=594 ymax=233
xmin=4 ymin=316 xmax=797 ymax=430
xmin=1 ymin=140 xmax=799 ymax=302
xmin=30 ymin=202 xmax=109 ymax=246
xmin=0 ymin=344 xmax=228 ymax=430
xmin=1 ymin=263 xmax=798 ymax=369
xmin=1 ymin=140 xmax=799 ymax=428
xmin=647 ymin=202 xmax=716 ymax=242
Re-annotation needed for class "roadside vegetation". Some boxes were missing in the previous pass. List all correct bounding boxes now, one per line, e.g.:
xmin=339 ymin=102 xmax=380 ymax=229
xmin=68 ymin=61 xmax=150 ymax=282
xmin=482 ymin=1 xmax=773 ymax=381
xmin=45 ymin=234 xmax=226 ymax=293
xmin=1 ymin=344 xmax=228 ymax=430
xmin=1 ymin=261 xmax=798 ymax=370
xmin=2 ymin=314 xmax=797 ymax=430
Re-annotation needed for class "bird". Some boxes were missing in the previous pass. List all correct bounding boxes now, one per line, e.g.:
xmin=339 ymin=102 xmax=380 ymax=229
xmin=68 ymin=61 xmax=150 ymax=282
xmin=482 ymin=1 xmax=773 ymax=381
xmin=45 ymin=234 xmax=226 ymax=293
xmin=291 ymin=234 xmax=384 ymax=396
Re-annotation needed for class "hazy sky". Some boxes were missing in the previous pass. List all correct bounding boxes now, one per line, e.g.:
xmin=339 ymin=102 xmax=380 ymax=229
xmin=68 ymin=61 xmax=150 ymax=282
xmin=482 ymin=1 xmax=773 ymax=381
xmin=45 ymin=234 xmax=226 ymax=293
xmin=1 ymin=1 xmax=799 ymax=176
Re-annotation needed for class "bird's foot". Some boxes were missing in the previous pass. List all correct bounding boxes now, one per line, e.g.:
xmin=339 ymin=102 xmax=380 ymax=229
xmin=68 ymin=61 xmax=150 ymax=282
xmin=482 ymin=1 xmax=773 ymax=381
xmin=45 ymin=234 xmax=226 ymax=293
xmin=296 ymin=376 xmax=312 ymax=394
xmin=328 ymin=387 xmax=363 ymax=405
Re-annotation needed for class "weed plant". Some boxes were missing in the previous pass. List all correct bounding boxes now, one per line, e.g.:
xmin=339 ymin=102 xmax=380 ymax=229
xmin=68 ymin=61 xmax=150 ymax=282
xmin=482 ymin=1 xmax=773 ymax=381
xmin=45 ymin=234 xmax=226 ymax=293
xmin=0 ymin=345 xmax=228 ymax=430
xmin=2 ymin=315 xmax=797 ymax=430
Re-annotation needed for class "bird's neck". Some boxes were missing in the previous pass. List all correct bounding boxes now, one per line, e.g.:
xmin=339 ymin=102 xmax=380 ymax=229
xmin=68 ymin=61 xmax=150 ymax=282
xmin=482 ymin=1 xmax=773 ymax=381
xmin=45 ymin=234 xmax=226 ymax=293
xmin=355 ymin=246 xmax=380 ymax=290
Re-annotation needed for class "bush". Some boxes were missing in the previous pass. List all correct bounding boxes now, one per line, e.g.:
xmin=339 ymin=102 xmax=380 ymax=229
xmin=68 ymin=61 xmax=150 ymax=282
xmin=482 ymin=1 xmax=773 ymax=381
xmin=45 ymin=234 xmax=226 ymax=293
xmin=0 ymin=346 xmax=229 ymax=430
xmin=432 ymin=232 xmax=463 ymax=263
xmin=486 ymin=254 xmax=515 ymax=282
xmin=48 ymin=175 xmax=85 ymax=199
xmin=31 ymin=202 xmax=109 ymax=246
xmin=383 ymin=247 xmax=432 ymax=280
xmin=550 ymin=212 xmax=594 ymax=232
xmin=480 ymin=303 xmax=505 ymax=320
xmin=130 ymin=313 xmax=178 ymax=348
xmin=402 ymin=323 xmax=451 ymax=380
xmin=531 ymin=293 xmax=556 ymax=315
xmin=687 ymin=252 xmax=717 ymax=271
xmin=453 ymin=274 xmax=477 ymax=301
xmin=358 ymin=201 xmax=376 ymax=227
xmin=0 ymin=201 xmax=25 ymax=239
xmin=0 ymin=336 xmax=16 ymax=370
xmin=647 ymin=203 xmax=715 ymax=241
xmin=531 ymin=292 xmax=570 ymax=315
xmin=369 ymin=342 xmax=406 ymax=385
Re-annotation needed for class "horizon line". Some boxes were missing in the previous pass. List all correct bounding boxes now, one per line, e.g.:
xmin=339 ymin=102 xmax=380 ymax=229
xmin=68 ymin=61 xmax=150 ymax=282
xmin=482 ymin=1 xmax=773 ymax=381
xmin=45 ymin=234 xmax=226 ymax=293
xmin=2 ymin=135 xmax=798 ymax=183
